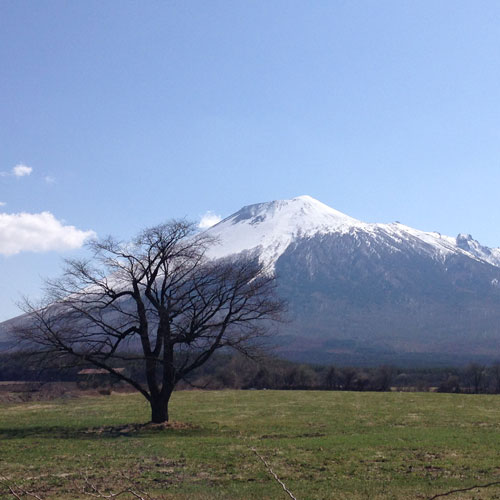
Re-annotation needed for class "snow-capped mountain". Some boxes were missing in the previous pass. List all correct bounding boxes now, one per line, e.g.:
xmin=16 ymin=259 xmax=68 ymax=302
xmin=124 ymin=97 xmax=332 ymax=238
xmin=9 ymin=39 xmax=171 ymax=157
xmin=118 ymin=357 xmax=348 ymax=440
xmin=206 ymin=195 xmax=364 ymax=267
xmin=205 ymin=195 xmax=500 ymax=270
xmin=204 ymin=196 xmax=500 ymax=365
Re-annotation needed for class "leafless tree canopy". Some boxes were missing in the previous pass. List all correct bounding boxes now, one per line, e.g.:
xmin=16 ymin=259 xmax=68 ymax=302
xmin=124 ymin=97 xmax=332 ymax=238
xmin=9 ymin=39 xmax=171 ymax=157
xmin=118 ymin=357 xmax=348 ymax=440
xmin=15 ymin=221 xmax=284 ymax=422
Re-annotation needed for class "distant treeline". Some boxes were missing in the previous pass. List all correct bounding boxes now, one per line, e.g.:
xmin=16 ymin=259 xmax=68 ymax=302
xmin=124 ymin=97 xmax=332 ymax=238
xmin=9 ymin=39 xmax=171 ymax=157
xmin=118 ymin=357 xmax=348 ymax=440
xmin=1 ymin=351 xmax=499 ymax=394
xmin=184 ymin=354 xmax=500 ymax=394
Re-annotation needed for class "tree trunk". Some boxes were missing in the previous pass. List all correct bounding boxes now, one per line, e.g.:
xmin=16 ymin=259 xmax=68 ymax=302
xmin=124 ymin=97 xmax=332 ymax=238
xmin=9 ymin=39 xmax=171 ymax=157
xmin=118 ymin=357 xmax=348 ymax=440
xmin=150 ymin=395 xmax=169 ymax=423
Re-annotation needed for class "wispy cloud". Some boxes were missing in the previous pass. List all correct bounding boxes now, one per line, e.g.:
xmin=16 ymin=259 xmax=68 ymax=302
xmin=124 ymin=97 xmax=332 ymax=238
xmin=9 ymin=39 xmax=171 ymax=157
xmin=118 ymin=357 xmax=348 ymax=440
xmin=13 ymin=164 xmax=32 ymax=177
xmin=0 ymin=202 xmax=6 ymax=207
xmin=0 ymin=211 xmax=96 ymax=256
xmin=1 ymin=163 xmax=33 ymax=178
xmin=44 ymin=176 xmax=56 ymax=184
xmin=198 ymin=211 xmax=222 ymax=229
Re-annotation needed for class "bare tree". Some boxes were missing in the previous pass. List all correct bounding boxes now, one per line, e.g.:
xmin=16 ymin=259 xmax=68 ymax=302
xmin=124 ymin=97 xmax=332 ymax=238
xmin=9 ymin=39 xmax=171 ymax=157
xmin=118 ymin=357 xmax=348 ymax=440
xmin=465 ymin=363 xmax=486 ymax=394
xmin=490 ymin=362 xmax=500 ymax=394
xmin=324 ymin=366 xmax=339 ymax=390
xmin=13 ymin=221 xmax=284 ymax=422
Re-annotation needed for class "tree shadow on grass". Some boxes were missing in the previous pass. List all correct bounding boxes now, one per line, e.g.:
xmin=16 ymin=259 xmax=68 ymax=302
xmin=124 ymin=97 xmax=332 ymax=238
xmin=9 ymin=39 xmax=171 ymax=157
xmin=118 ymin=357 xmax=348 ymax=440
xmin=0 ymin=421 xmax=205 ymax=440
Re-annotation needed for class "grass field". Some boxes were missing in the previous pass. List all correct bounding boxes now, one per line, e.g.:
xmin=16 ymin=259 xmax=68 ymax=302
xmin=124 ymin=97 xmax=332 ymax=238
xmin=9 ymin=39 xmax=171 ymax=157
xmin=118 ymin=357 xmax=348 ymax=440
xmin=0 ymin=390 xmax=499 ymax=499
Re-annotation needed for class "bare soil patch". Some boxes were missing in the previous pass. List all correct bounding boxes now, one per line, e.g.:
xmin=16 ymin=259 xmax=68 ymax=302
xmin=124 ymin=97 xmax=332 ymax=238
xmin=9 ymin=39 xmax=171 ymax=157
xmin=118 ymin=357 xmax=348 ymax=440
xmin=83 ymin=421 xmax=198 ymax=436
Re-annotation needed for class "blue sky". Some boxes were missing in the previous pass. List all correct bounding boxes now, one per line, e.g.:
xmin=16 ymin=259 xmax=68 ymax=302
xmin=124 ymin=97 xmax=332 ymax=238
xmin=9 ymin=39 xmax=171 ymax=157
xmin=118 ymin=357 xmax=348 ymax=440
xmin=1 ymin=1 xmax=500 ymax=320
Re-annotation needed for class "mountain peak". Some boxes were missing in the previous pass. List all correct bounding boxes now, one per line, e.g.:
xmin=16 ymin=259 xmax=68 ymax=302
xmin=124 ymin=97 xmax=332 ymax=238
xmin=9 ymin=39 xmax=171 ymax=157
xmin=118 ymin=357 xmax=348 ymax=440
xmin=222 ymin=195 xmax=360 ymax=226
xmin=205 ymin=195 xmax=362 ymax=266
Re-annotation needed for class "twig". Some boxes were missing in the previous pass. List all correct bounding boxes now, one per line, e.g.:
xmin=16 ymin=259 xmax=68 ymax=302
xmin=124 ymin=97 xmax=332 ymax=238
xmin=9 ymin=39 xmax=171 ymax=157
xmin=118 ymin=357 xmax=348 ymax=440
xmin=0 ymin=475 xmax=44 ymax=499
xmin=428 ymin=480 xmax=500 ymax=499
xmin=0 ymin=478 xmax=23 ymax=500
xmin=82 ymin=474 xmax=151 ymax=500
xmin=251 ymin=448 xmax=298 ymax=500
xmin=116 ymin=472 xmax=153 ymax=500
xmin=6 ymin=485 xmax=23 ymax=500
xmin=1 ymin=472 xmax=153 ymax=500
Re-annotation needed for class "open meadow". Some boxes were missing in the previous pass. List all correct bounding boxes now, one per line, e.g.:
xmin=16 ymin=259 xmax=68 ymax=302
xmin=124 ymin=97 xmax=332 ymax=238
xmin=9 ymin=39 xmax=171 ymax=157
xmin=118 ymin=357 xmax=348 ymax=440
xmin=0 ymin=390 xmax=499 ymax=499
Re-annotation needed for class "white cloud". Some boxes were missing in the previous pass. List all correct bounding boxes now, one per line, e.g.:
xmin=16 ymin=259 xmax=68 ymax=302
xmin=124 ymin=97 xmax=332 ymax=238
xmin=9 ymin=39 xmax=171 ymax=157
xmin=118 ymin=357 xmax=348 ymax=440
xmin=12 ymin=164 xmax=32 ymax=177
xmin=198 ymin=211 xmax=222 ymax=229
xmin=44 ymin=176 xmax=56 ymax=184
xmin=1 ymin=164 xmax=33 ymax=178
xmin=0 ymin=202 xmax=5 ymax=207
xmin=0 ymin=211 xmax=96 ymax=256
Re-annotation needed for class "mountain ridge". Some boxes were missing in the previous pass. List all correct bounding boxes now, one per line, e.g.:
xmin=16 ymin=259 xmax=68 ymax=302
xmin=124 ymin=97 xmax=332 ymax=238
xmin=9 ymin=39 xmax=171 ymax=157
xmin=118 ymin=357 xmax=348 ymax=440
xmin=205 ymin=195 xmax=500 ymax=269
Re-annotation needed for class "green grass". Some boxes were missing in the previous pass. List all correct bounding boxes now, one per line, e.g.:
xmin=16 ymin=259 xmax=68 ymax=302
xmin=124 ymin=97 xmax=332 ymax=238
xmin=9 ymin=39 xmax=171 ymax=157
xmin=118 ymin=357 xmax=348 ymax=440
xmin=0 ymin=390 xmax=499 ymax=499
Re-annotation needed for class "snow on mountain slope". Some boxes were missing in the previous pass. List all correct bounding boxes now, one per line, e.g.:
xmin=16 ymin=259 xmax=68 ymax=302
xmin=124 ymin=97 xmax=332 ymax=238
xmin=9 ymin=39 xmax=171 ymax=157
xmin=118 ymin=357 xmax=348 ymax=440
xmin=372 ymin=223 xmax=500 ymax=267
xmin=204 ymin=195 xmax=500 ymax=269
xmin=205 ymin=195 xmax=364 ymax=267
xmin=455 ymin=233 xmax=500 ymax=267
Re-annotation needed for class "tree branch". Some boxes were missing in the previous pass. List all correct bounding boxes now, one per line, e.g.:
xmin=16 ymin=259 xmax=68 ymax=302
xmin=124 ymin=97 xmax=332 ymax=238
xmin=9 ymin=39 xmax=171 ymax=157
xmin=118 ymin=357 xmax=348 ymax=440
xmin=428 ymin=480 xmax=500 ymax=500
xmin=251 ymin=448 xmax=298 ymax=500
